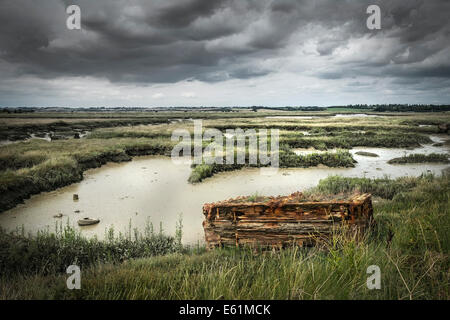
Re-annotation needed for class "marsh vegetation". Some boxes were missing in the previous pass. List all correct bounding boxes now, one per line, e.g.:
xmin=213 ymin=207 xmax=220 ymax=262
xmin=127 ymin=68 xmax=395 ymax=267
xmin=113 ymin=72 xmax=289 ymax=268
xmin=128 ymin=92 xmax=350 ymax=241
xmin=0 ymin=219 xmax=182 ymax=277
xmin=387 ymin=153 xmax=450 ymax=164
xmin=1 ymin=112 xmax=448 ymax=212
xmin=1 ymin=173 xmax=448 ymax=299
xmin=0 ymin=110 xmax=449 ymax=300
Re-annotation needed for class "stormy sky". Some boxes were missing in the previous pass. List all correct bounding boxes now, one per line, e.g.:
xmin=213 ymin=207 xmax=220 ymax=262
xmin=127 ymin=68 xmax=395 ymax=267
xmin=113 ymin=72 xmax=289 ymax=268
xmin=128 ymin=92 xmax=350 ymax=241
xmin=0 ymin=0 xmax=449 ymax=107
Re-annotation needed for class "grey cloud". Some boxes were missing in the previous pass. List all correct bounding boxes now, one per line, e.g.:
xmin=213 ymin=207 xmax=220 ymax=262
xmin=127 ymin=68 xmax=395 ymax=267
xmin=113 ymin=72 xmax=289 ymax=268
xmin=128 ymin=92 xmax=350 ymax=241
xmin=0 ymin=0 xmax=449 ymax=102
xmin=149 ymin=0 xmax=230 ymax=28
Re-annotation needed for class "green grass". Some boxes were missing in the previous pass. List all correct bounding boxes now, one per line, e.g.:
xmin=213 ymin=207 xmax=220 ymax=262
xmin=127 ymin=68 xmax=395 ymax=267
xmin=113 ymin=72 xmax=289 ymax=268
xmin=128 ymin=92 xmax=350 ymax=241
xmin=187 ymin=149 xmax=356 ymax=183
xmin=279 ymin=148 xmax=356 ymax=168
xmin=388 ymin=153 xmax=450 ymax=164
xmin=1 ymin=174 xmax=448 ymax=300
xmin=281 ymin=131 xmax=432 ymax=149
xmin=247 ymin=192 xmax=262 ymax=202
xmin=0 ymin=218 xmax=182 ymax=277
xmin=312 ymin=175 xmax=426 ymax=199
xmin=188 ymin=163 xmax=245 ymax=183
xmin=0 ymin=150 xmax=48 ymax=170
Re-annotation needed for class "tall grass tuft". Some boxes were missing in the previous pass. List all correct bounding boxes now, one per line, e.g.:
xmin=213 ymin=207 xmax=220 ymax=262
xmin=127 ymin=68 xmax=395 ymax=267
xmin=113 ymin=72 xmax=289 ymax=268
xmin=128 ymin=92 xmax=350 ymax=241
xmin=0 ymin=219 xmax=180 ymax=277
xmin=313 ymin=175 xmax=429 ymax=199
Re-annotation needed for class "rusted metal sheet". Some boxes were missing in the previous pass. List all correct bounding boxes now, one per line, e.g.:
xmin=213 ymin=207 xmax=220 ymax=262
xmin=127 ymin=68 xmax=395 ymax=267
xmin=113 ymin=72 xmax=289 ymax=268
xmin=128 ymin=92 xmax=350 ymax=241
xmin=202 ymin=192 xmax=373 ymax=249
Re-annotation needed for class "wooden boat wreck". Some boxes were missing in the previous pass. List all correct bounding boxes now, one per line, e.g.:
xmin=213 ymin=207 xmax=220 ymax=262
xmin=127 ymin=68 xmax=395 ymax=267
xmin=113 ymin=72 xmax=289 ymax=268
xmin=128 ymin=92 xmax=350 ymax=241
xmin=202 ymin=192 xmax=373 ymax=249
xmin=78 ymin=217 xmax=100 ymax=226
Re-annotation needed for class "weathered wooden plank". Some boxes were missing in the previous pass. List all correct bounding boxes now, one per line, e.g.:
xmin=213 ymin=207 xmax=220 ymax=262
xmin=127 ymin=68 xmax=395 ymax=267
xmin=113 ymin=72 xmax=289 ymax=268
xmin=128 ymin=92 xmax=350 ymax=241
xmin=203 ymin=192 xmax=373 ymax=248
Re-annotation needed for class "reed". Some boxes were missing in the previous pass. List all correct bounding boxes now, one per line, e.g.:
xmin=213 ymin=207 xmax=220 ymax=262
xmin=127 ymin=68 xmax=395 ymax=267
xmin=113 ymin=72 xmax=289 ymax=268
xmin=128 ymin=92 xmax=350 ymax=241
xmin=1 ymin=174 xmax=448 ymax=300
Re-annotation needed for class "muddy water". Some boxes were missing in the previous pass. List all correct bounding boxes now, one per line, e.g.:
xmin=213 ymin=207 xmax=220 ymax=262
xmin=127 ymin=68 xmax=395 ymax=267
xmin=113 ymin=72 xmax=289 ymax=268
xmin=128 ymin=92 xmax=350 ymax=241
xmin=30 ymin=133 xmax=51 ymax=141
xmin=0 ymin=136 xmax=449 ymax=244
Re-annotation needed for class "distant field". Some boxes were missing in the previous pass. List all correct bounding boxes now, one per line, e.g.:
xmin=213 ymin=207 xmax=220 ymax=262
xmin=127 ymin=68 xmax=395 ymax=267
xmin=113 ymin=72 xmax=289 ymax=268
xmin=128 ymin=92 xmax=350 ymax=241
xmin=326 ymin=107 xmax=373 ymax=112
xmin=0 ymin=111 xmax=448 ymax=212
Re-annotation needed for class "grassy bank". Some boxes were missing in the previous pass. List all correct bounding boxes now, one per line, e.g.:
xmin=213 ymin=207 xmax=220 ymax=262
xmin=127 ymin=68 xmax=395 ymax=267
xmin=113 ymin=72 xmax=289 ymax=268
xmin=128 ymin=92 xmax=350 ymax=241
xmin=1 ymin=174 xmax=448 ymax=299
xmin=388 ymin=153 xmax=450 ymax=164
xmin=91 ymin=126 xmax=433 ymax=149
xmin=187 ymin=149 xmax=356 ymax=183
xmin=0 ymin=112 xmax=448 ymax=212
xmin=312 ymin=175 xmax=429 ymax=199
xmin=206 ymin=120 xmax=440 ymax=135
xmin=0 ymin=219 xmax=182 ymax=277
xmin=0 ymin=118 xmax=170 ymax=141
xmin=281 ymin=131 xmax=432 ymax=149
xmin=0 ymin=138 xmax=176 ymax=212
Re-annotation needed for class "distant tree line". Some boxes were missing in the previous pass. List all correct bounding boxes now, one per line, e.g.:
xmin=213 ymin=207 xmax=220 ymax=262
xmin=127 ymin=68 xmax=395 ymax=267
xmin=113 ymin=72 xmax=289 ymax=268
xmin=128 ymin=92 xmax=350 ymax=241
xmin=1 ymin=104 xmax=449 ymax=113
xmin=372 ymin=104 xmax=450 ymax=112
xmin=328 ymin=104 xmax=450 ymax=112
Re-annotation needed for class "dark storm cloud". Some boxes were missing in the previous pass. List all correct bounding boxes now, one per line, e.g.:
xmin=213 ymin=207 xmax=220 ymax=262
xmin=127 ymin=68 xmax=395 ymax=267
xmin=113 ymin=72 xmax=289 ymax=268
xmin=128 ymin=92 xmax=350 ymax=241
xmin=149 ymin=0 xmax=229 ymax=28
xmin=0 ymin=0 xmax=449 ymax=87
